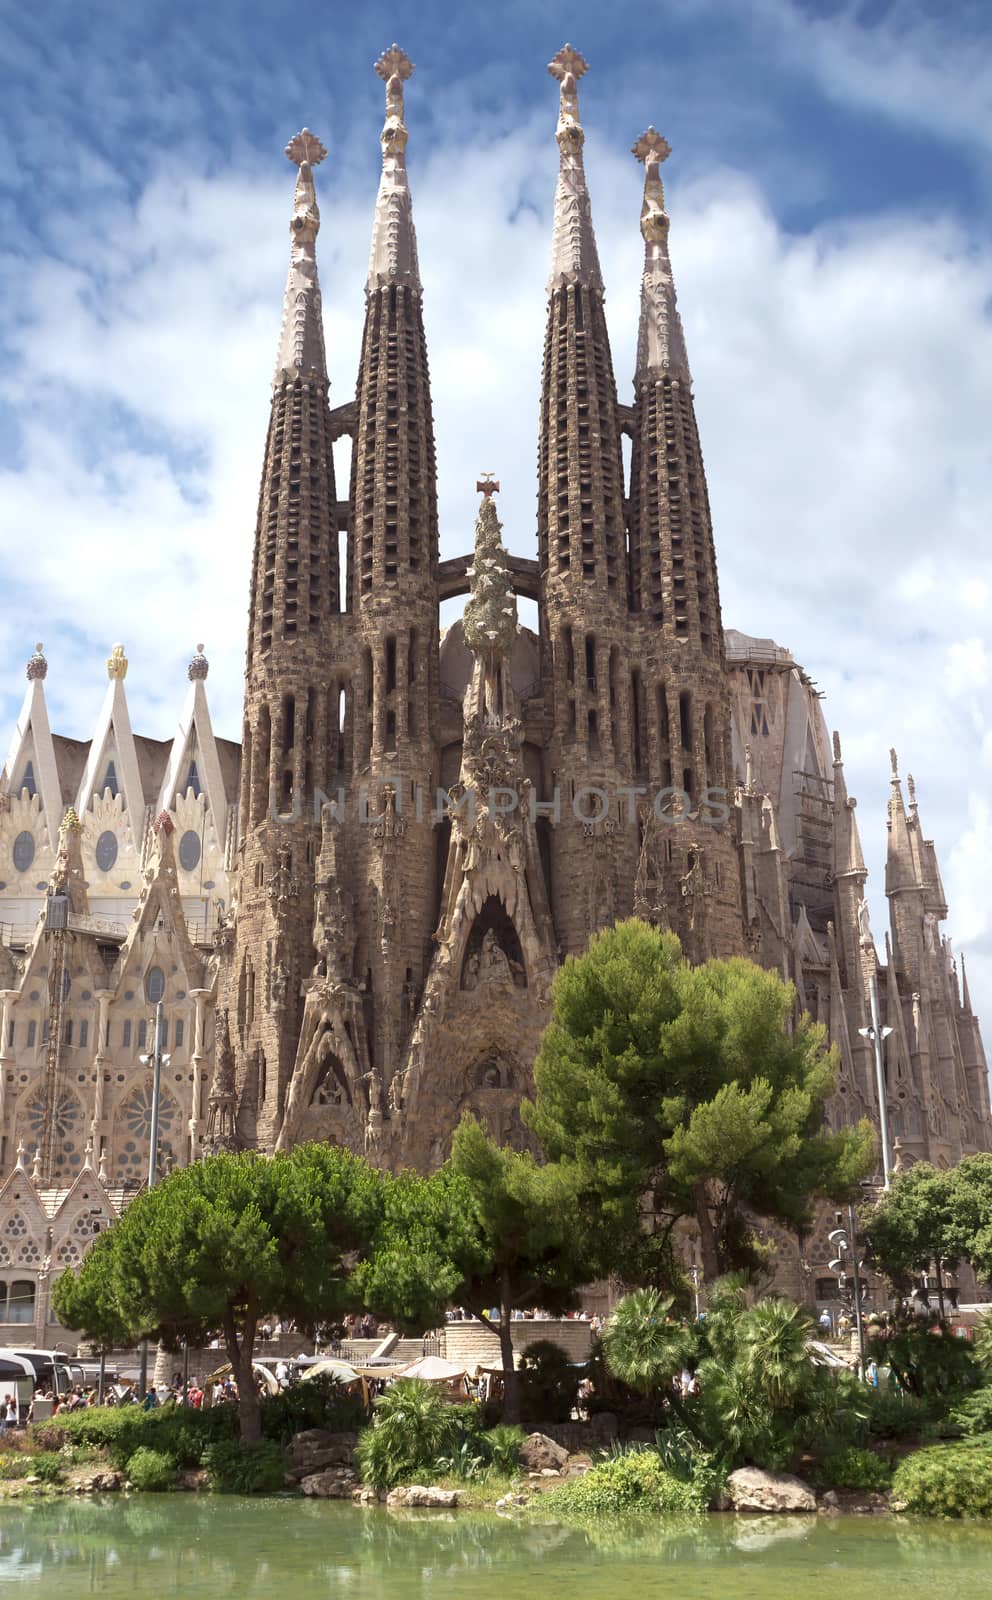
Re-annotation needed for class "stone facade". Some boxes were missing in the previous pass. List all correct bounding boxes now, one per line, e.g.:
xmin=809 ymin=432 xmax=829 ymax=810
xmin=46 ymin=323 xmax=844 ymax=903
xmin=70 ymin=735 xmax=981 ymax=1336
xmin=0 ymin=44 xmax=989 ymax=1342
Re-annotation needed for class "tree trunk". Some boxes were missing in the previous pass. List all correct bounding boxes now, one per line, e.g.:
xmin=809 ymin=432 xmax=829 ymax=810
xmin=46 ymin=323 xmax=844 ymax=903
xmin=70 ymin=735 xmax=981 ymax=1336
xmin=693 ymin=1183 xmax=720 ymax=1284
xmin=498 ymin=1270 xmax=522 ymax=1425
xmin=224 ymin=1307 xmax=261 ymax=1444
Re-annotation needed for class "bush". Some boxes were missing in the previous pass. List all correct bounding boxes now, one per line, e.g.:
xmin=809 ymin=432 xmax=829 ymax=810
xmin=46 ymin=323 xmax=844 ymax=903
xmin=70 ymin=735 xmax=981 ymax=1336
xmin=862 ymin=1388 xmax=935 ymax=1441
xmin=28 ymin=1453 xmax=65 ymax=1484
xmin=127 ymin=1448 xmax=177 ymax=1492
xmin=481 ymin=1424 xmax=526 ymax=1475
xmin=543 ymin=1449 xmax=708 ymax=1517
xmin=355 ymin=1383 xmax=495 ymax=1491
xmin=867 ymin=1324 xmax=980 ymax=1401
xmin=260 ymin=1374 xmax=366 ymax=1446
xmin=819 ymin=1447 xmax=892 ymax=1492
xmin=892 ymin=1436 xmax=992 ymax=1519
xmin=518 ymin=1340 xmax=583 ymax=1424
xmin=950 ymin=1387 xmax=992 ymax=1438
xmin=0 ymin=1455 xmax=29 ymax=1480
xmin=33 ymin=1401 xmax=236 ymax=1470
xmin=200 ymin=1438 xmax=286 ymax=1494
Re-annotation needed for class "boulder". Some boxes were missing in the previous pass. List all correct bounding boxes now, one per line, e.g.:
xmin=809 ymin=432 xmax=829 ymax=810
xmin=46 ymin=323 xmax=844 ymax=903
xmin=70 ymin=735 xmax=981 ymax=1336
xmin=78 ymin=1469 xmax=123 ymax=1494
xmin=300 ymin=1467 xmax=358 ymax=1499
xmin=285 ymin=1430 xmax=358 ymax=1482
xmin=727 ymin=1468 xmax=817 ymax=1514
xmin=386 ymin=1485 xmax=460 ymax=1508
xmin=496 ymin=1492 xmax=529 ymax=1510
xmin=818 ymin=1488 xmax=890 ymax=1517
xmin=176 ymin=1469 xmax=209 ymax=1493
xmin=519 ymin=1432 xmax=569 ymax=1473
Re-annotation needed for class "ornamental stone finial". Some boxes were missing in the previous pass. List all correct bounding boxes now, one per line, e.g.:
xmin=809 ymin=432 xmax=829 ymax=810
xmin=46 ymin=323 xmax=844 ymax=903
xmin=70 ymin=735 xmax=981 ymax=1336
xmin=375 ymin=44 xmax=413 ymax=158
xmin=274 ymin=130 xmax=328 ymax=384
xmin=889 ymin=746 xmax=899 ymax=780
xmin=59 ymin=807 xmax=82 ymax=838
xmin=832 ymin=730 xmax=842 ymax=763
xmin=285 ymin=128 xmax=327 ymax=171
xmin=188 ymin=643 xmax=209 ymax=681
xmin=366 ymin=45 xmax=420 ymax=290
xmin=632 ymin=127 xmax=672 ymax=242
xmin=27 ymin=642 xmax=47 ymax=681
xmin=548 ymin=44 xmax=588 ymax=150
xmin=107 ymin=643 xmax=128 ymax=680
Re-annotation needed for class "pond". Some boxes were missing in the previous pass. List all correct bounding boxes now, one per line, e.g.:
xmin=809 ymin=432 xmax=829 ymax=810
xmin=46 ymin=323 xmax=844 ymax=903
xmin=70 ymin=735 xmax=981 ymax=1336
xmin=0 ymin=1499 xmax=990 ymax=1598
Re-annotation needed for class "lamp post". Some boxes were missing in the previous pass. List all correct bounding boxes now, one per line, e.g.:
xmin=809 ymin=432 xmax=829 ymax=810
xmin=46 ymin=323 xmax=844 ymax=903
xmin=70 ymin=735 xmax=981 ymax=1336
xmin=137 ymin=1002 xmax=171 ymax=1398
xmin=688 ymin=1264 xmax=702 ymax=1319
xmin=859 ymin=969 xmax=894 ymax=1189
xmin=828 ymin=1208 xmax=867 ymax=1378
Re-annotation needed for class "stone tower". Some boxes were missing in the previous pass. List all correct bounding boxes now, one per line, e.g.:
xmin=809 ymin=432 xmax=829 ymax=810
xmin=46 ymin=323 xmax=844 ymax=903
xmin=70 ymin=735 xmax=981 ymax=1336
xmin=230 ymin=127 xmax=344 ymax=1148
xmin=627 ymin=127 xmax=742 ymax=962
xmin=537 ymin=47 xmax=638 ymax=955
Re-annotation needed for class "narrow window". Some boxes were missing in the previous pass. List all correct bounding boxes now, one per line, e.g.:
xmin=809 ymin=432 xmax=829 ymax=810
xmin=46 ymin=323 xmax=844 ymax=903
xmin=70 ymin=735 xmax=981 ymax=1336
xmin=385 ymin=637 xmax=397 ymax=693
xmin=122 ymin=1020 xmax=132 ymax=1049
xmin=79 ymin=1020 xmax=88 ymax=1049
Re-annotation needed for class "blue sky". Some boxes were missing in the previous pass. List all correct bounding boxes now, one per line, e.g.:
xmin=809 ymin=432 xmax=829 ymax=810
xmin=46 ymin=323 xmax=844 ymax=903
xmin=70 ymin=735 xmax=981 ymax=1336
xmin=1 ymin=0 xmax=991 ymax=1014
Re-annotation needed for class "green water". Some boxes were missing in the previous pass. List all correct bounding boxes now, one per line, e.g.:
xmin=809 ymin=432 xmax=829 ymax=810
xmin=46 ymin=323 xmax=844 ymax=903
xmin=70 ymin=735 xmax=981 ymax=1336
xmin=0 ymin=1499 xmax=991 ymax=1599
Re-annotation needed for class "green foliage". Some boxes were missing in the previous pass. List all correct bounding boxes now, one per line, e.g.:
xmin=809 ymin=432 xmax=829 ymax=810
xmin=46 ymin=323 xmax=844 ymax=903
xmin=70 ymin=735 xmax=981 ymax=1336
xmin=28 ymin=1453 xmax=65 ymax=1484
xmin=862 ymin=1388 xmax=935 ymax=1441
xmin=480 ymin=1424 xmax=526 ymax=1475
xmin=862 ymin=1155 xmax=992 ymax=1286
xmin=53 ymin=1144 xmax=386 ymax=1441
xmin=34 ymin=1398 xmax=236 ymax=1470
xmin=518 ymin=1340 xmax=582 ymax=1424
xmin=356 ymin=1167 xmax=482 ymax=1332
xmin=950 ymin=1388 xmax=992 ymax=1437
xmin=819 ymin=1446 xmax=892 ymax=1492
xmin=542 ymin=1448 xmax=710 ymax=1517
xmin=0 ymin=1455 xmax=30 ymax=1480
xmin=200 ymin=1438 xmax=286 ymax=1494
xmin=126 ymin=1447 xmax=177 ymax=1492
xmin=867 ymin=1321 xmax=980 ymax=1401
xmin=433 ymin=1437 xmax=489 ymax=1481
xmin=528 ymin=920 xmax=875 ymax=1280
xmin=259 ymin=1374 xmax=365 ymax=1445
xmin=356 ymin=1381 xmax=469 ymax=1491
xmin=892 ymin=1435 xmax=992 ymax=1519
xmin=601 ymin=1290 xmax=692 ymax=1398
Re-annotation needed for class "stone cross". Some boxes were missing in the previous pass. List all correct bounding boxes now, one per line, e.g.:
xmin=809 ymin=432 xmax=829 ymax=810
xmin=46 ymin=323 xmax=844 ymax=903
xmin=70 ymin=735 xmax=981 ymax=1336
xmin=476 ymin=473 xmax=499 ymax=496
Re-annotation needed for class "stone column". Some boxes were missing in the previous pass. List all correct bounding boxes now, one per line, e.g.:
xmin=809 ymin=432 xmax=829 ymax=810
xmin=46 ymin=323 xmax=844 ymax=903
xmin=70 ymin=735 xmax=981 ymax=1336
xmin=90 ymin=991 xmax=113 ymax=1143
xmin=0 ymin=991 xmax=18 ymax=1144
xmin=188 ymin=989 xmax=211 ymax=1161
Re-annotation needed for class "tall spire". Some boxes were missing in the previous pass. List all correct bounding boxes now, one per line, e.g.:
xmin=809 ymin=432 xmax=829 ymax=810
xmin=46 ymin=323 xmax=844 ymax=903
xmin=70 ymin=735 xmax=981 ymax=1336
xmin=632 ymin=128 xmax=690 ymax=383
xmin=546 ymin=45 xmax=602 ymax=290
xmin=273 ymin=129 xmax=328 ymax=385
xmin=367 ymin=45 xmax=421 ymax=291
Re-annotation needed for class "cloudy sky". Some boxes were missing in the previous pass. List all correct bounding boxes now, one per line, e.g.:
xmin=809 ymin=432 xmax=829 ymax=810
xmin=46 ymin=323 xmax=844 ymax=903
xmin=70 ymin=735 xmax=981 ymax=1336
xmin=1 ymin=0 xmax=990 ymax=1016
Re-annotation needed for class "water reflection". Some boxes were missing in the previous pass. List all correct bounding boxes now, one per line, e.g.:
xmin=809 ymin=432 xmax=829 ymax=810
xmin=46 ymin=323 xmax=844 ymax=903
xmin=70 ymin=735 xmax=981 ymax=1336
xmin=0 ymin=1499 xmax=989 ymax=1598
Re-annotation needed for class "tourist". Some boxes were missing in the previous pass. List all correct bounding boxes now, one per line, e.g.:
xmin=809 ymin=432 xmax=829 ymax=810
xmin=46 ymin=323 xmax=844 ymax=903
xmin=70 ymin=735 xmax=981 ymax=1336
xmin=818 ymin=1308 xmax=833 ymax=1335
xmin=0 ymin=1394 xmax=10 ymax=1438
xmin=142 ymin=1387 xmax=158 ymax=1411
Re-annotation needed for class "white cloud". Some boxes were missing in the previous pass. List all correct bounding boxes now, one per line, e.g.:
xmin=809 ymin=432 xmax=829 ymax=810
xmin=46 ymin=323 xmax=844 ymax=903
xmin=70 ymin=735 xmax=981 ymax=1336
xmin=1 ymin=108 xmax=991 ymax=1024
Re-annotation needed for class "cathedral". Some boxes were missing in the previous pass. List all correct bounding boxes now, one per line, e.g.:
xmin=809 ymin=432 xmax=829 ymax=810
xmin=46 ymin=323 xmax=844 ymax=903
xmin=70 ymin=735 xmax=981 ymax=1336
xmin=0 ymin=46 xmax=987 ymax=1339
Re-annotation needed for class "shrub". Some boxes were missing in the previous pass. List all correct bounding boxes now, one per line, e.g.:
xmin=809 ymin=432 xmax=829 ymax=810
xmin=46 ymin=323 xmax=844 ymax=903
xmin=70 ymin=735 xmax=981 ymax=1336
xmin=867 ymin=1324 xmax=980 ymax=1401
xmin=200 ymin=1438 xmax=286 ymax=1494
xmin=356 ymin=1381 xmax=467 ymax=1491
xmin=33 ymin=1401 xmax=236 ymax=1470
xmin=28 ymin=1453 xmax=65 ymax=1484
xmin=862 ymin=1388 xmax=934 ymax=1441
xmin=950 ymin=1387 xmax=992 ymax=1437
xmin=819 ymin=1447 xmax=892 ymax=1492
xmin=892 ymin=1436 xmax=992 ymax=1519
xmin=543 ymin=1449 xmax=708 ymax=1517
xmin=260 ymin=1374 xmax=366 ymax=1446
xmin=433 ymin=1437 xmax=489 ymax=1481
xmin=481 ymin=1424 xmax=526 ymax=1475
xmin=127 ymin=1448 xmax=177 ymax=1492
xmin=518 ymin=1341 xmax=583 ymax=1424
xmin=0 ymin=1455 xmax=29 ymax=1480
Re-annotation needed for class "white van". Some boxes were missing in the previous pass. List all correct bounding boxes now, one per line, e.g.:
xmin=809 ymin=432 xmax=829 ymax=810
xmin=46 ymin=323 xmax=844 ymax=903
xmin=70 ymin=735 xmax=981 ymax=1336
xmin=0 ymin=1348 xmax=73 ymax=1396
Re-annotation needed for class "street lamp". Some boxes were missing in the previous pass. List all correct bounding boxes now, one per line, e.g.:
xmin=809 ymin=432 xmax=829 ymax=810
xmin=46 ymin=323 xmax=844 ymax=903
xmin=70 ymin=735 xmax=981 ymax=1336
xmin=136 ymin=1001 xmax=171 ymax=1397
xmin=858 ymin=969 xmax=894 ymax=1189
xmin=828 ymin=1207 xmax=868 ymax=1378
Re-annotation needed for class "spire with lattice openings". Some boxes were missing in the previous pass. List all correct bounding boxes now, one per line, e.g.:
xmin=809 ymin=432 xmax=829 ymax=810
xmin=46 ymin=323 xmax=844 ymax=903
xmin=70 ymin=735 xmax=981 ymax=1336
xmin=273 ymin=129 xmax=329 ymax=385
xmin=537 ymin=46 xmax=625 ymax=598
xmin=627 ymin=130 xmax=721 ymax=653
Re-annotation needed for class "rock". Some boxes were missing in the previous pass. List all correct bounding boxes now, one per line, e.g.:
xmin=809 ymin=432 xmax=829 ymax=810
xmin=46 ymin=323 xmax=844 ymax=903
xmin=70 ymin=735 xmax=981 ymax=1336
xmin=519 ymin=1432 xmax=569 ymax=1473
xmin=386 ymin=1485 xmax=460 ymax=1508
xmin=285 ymin=1430 xmax=358 ymax=1482
xmin=176 ymin=1469 xmax=209 ymax=1493
xmin=78 ymin=1469 xmax=123 ymax=1494
xmin=540 ymin=1468 xmax=560 ymax=1478
xmin=300 ymin=1467 xmax=359 ymax=1499
xmin=727 ymin=1468 xmax=817 ymax=1514
xmin=496 ymin=1492 xmax=529 ymax=1510
xmin=818 ymin=1487 xmax=890 ymax=1517
xmin=352 ymin=1486 xmax=379 ymax=1505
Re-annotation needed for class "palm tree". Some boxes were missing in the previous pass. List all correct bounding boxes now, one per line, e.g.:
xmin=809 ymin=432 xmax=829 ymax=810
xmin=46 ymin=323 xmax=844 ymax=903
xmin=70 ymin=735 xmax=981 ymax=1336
xmin=602 ymin=1289 xmax=693 ymax=1395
